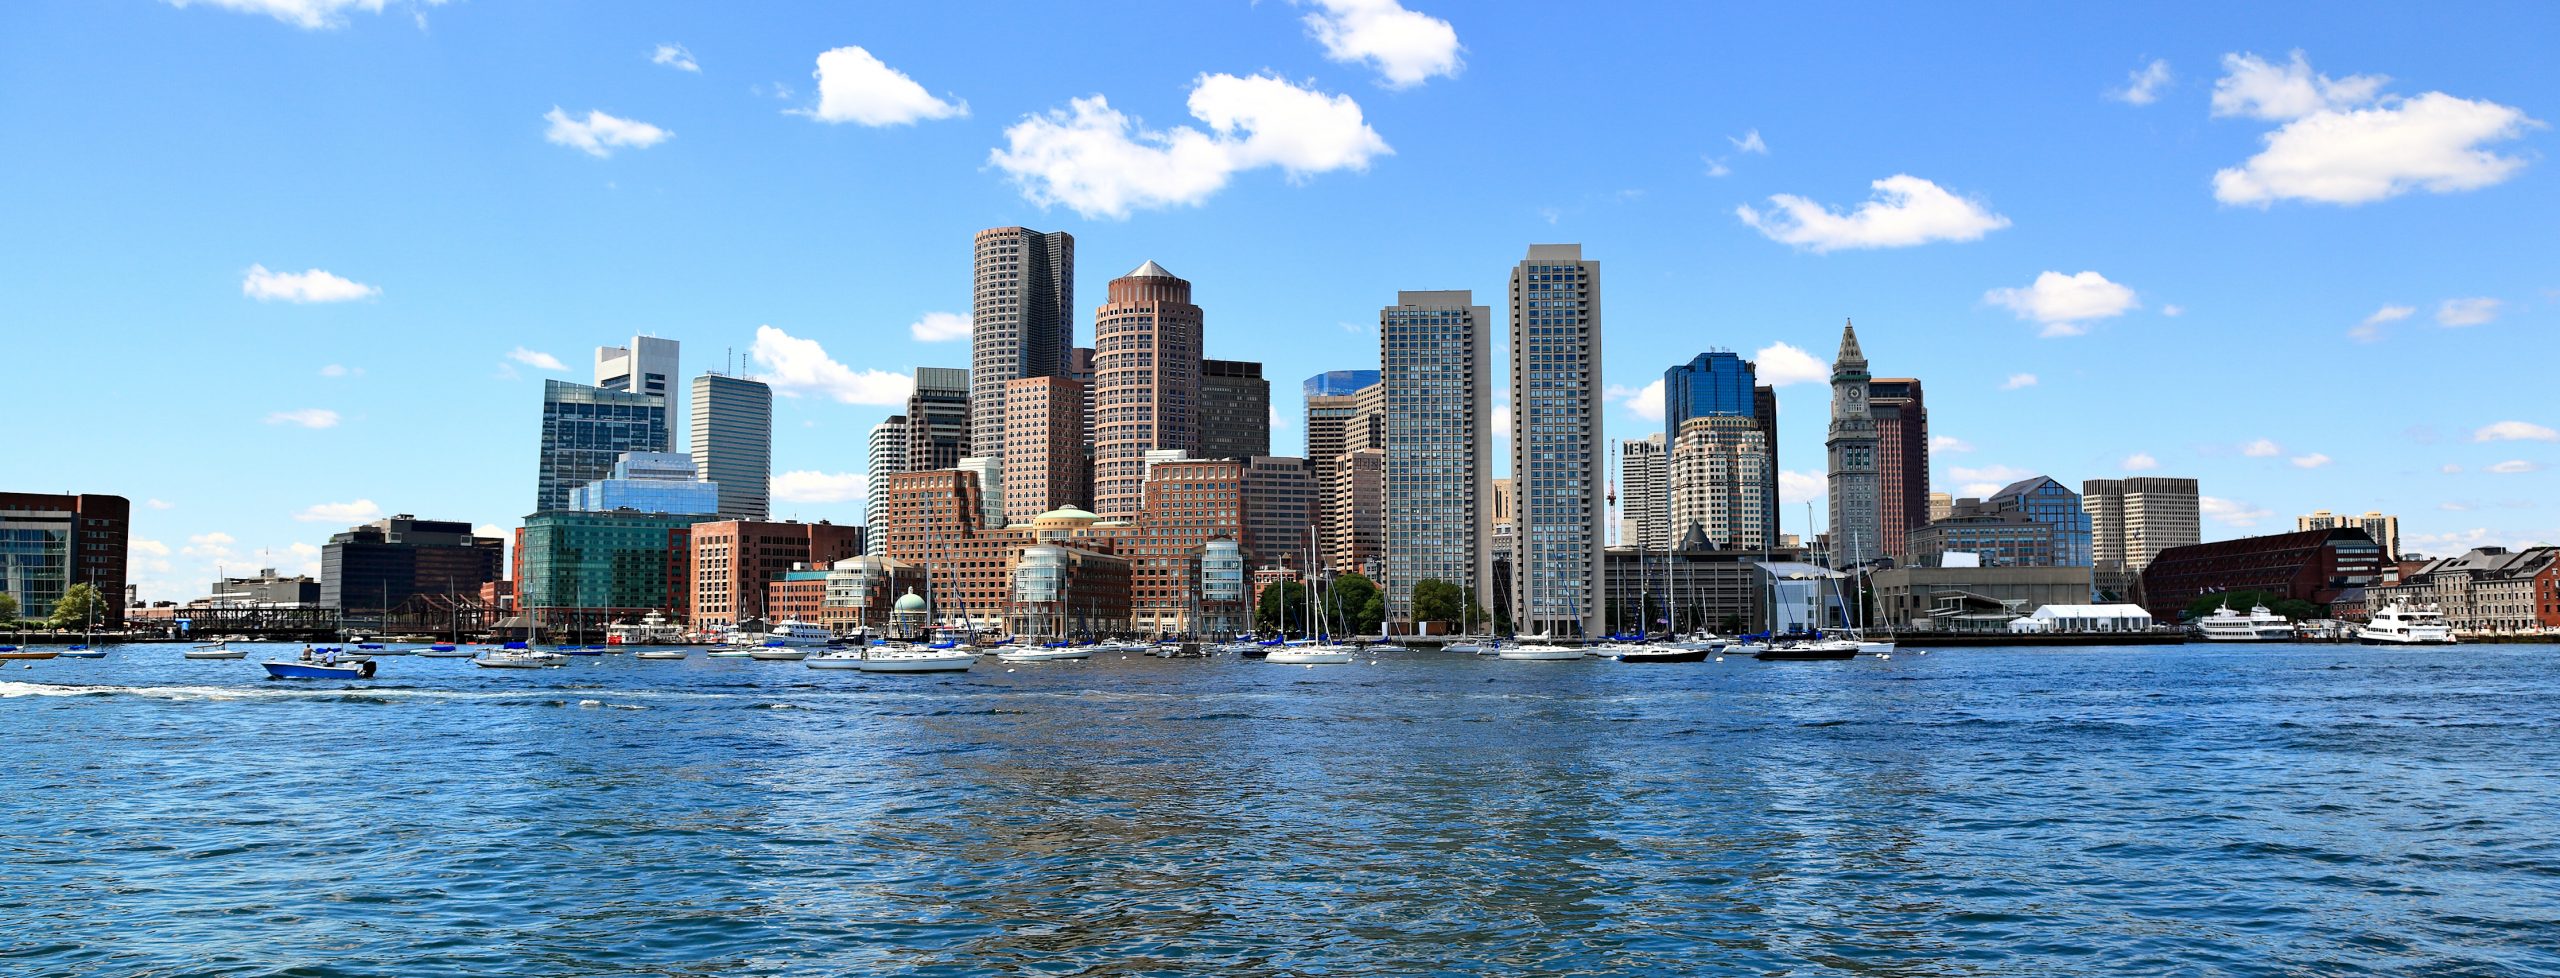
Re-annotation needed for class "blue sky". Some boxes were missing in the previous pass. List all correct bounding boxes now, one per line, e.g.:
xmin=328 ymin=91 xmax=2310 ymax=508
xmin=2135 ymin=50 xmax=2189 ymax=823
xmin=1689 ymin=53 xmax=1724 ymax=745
xmin=4 ymin=1 xmax=2554 ymax=601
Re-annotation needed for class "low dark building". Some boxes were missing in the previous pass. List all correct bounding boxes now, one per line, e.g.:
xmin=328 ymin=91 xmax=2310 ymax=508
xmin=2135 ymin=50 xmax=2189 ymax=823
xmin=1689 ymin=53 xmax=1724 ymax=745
xmin=2139 ymin=527 xmax=2384 ymax=620
xmin=320 ymin=515 xmax=506 ymax=610
xmin=1603 ymin=529 xmax=1811 ymax=635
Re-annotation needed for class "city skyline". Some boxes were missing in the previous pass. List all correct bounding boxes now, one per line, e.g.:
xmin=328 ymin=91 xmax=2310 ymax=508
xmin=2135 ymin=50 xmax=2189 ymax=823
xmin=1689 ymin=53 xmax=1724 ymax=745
xmin=7 ymin=3 xmax=2556 ymax=603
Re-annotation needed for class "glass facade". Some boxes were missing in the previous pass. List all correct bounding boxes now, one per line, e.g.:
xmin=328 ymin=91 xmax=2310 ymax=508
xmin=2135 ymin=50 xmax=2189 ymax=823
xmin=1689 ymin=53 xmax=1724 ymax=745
xmin=1662 ymin=351 xmax=1757 ymax=435
xmin=570 ymin=451 xmax=720 ymax=515
xmin=1302 ymin=369 xmax=1381 ymax=398
xmin=537 ymin=380 xmax=669 ymax=513
xmin=0 ymin=512 xmax=71 ymax=620
xmin=1990 ymin=477 xmax=2093 ymax=568
xmin=518 ymin=511 xmax=712 ymax=616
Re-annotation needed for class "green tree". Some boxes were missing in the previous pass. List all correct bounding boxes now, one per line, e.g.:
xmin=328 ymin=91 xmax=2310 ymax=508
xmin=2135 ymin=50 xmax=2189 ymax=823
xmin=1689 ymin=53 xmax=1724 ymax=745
xmin=48 ymin=583 xmax=104 ymax=630
xmin=1410 ymin=579 xmax=1464 ymax=624
xmin=1254 ymin=582 xmax=1310 ymax=634
xmin=1326 ymin=573 xmax=1382 ymax=636
xmin=0 ymin=592 xmax=17 ymax=624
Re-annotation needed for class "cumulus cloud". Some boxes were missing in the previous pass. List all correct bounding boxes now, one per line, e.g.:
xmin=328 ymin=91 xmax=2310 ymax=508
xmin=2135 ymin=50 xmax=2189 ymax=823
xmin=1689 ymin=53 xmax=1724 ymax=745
xmin=2349 ymin=303 xmax=2415 ymax=342
xmin=1984 ymin=270 xmax=2138 ymax=337
xmin=2200 ymin=495 xmax=2272 ymax=527
xmin=147 ymin=499 xmax=175 ymax=510
xmin=1301 ymin=0 xmax=1462 ymax=88
xmin=2111 ymin=58 xmax=2173 ymax=105
xmin=650 ymin=43 xmax=699 ymax=72
xmin=164 ymin=0 xmax=441 ymax=30
xmin=1753 ymin=342 xmax=1827 ymax=386
xmin=133 ymin=538 xmax=172 ymax=557
xmin=2123 ymin=452 xmax=2158 ymax=471
xmin=1736 ymin=174 xmax=2010 ymax=252
xmin=2242 ymin=438 xmax=2282 ymax=458
xmin=2475 ymin=421 xmax=2558 ymax=443
xmin=2291 ymin=453 xmax=2333 ymax=469
xmin=1606 ymin=378 xmax=1666 ymax=421
xmin=318 ymin=363 xmax=363 ymax=378
xmin=2211 ymin=51 xmax=2537 ymax=207
xmin=750 ymin=325 xmax=912 ymax=405
xmin=2489 ymin=460 xmax=2540 ymax=474
xmin=2436 ymin=297 xmax=2501 ymax=327
xmin=1491 ymin=403 xmax=1512 ymax=438
xmin=265 ymin=408 xmax=340 ymax=429
xmin=1950 ymin=464 xmax=2034 ymax=488
xmin=295 ymin=499 xmax=383 ymax=523
xmin=2000 ymin=373 xmax=2038 ymax=391
xmin=507 ymin=347 xmax=567 ymax=371
xmin=1778 ymin=470 xmax=1825 ymax=504
xmin=990 ymin=73 xmax=1390 ymax=219
xmin=794 ymin=46 xmax=967 ymax=126
xmin=544 ymin=107 xmax=672 ymax=158
xmin=1931 ymin=435 xmax=1974 ymax=454
xmin=243 ymin=264 xmax=378 ymax=303
xmin=907 ymin=311 xmax=969 ymax=342
xmin=772 ymin=470 xmax=869 ymax=505
xmin=473 ymin=523 xmax=505 ymax=539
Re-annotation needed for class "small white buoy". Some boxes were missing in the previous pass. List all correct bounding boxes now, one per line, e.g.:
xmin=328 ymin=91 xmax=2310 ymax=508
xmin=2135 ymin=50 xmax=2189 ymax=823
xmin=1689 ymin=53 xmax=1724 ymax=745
xmin=1879 ymin=654 xmax=1891 ymax=660
xmin=1006 ymin=668 xmax=1016 ymax=673
xmin=578 ymin=699 xmax=601 ymax=708
xmin=1713 ymin=656 xmax=1724 ymax=662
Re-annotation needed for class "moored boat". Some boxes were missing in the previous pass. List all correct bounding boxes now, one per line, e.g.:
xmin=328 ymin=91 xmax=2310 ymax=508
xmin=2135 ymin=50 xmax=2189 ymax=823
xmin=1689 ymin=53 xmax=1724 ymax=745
xmin=2359 ymin=601 xmax=2457 ymax=645
xmin=185 ymin=641 xmax=245 ymax=660
xmin=634 ymin=649 xmax=688 ymax=660
xmin=998 ymin=645 xmax=1093 ymax=662
xmin=853 ymin=646 xmax=977 ymax=673
xmin=2197 ymin=604 xmax=2296 ymax=642
xmin=262 ymin=658 xmax=376 ymax=679
xmin=0 ymin=647 xmax=60 ymax=661
xmin=1497 ymin=644 xmax=1582 ymax=661
xmin=1615 ymin=645 xmax=1708 ymax=663
xmin=58 ymin=646 xmax=108 ymax=658
xmin=1754 ymin=640 xmax=1860 ymax=661
xmin=1266 ymin=645 xmax=1356 ymax=664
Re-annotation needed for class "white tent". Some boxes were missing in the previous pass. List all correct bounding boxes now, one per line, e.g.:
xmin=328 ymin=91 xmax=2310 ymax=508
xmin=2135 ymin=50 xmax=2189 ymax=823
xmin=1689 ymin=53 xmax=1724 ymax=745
xmin=2028 ymin=604 xmax=2155 ymax=633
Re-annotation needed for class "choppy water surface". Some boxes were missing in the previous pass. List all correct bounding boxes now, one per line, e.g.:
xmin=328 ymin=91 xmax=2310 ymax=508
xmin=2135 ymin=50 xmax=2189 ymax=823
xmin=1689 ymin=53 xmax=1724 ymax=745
xmin=3 ymin=643 xmax=2556 ymax=976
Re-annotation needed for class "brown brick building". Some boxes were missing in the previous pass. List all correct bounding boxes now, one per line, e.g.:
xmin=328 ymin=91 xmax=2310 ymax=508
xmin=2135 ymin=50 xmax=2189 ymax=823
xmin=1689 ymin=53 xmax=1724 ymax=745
xmin=689 ymin=520 xmax=864 ymax=629
xmin=2139 ymin=527 xmax=2384 ymax=620
xmin=1001 ymin=375 xmax=1090 ymax=525
xmin=1092 ymin=260 xmax=1203 ymax=518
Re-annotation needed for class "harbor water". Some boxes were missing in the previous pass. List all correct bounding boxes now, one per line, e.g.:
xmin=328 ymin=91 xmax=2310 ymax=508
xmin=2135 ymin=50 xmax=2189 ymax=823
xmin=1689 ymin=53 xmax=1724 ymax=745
xmin=2 ymin=643 xmax=2555 ymax=976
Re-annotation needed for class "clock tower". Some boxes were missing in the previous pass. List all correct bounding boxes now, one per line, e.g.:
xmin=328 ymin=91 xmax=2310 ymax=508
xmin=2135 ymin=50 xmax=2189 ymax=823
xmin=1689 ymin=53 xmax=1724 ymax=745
xmin=1825 ymin=319 xmax=1880 ymax=568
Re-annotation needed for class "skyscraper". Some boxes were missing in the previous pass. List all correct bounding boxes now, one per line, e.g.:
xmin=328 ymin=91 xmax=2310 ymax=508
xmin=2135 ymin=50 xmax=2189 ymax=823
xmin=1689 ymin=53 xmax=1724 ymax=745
xmin=1619 ymin=433 xmax=1666 ymax=549
xmin=1825 ymin=321 xmax=1880 ymax=568
xmin=2087 ymin=477 xmax=2202 ymax=596
xmin=1000 ymin=375 xmax=1089 ymax=524
xmin=1092 ymin=260 xmax=1203 ymax=518
xmin=1668 ymin=415 xmax=1771 ymax=551
xmin=1305 ymin=377 xmax=1383 ymax=570
xmin=1304 ymin=369 xmax=1380 ymax=398
xmin=1663 ymin=350 xmax=1776 ymax=536
xmin=1199 ymin=359 xmax=1270 ymax=460
xmin=971 ymin=227 xmax=1074 ymax=463
xmin=905 ymin=367 xmax=971 ymax=473
xmin=1381 ymin=290 xmax=1492 ymax=625
xmin=596 ymin=336 xmax=680 ymax=400
xmin=1241 ymin=456 xmax=1316 ymax=569
xmin=864 ymin=415 xmax=908 ymax=557
xmin=1509 ymin=245 xmax=1604 ymax=638
xmin=537 ymin=379 xmax=670 ymax=513
xmin=1868 ymin=378 xmax=1929 ymax=562
xmin=691 ymin=373 xmax=772 ymax=520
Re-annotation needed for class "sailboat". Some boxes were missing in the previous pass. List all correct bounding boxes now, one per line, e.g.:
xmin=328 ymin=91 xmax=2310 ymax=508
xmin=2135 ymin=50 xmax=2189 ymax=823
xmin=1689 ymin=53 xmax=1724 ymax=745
xmin=1267 ymin=532 xmax=1354 ymax=664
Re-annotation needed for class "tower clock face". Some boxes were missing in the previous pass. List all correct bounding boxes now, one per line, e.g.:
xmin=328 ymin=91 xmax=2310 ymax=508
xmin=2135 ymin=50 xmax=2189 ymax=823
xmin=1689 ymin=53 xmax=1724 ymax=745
xmin=1848 ymin=387 xmax=1863 ymax=403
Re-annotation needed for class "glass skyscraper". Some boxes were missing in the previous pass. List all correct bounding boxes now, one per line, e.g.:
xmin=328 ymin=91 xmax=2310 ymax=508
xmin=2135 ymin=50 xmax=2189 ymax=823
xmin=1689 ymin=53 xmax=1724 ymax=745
xmin=536 ymin=380 xmax=670 ymax=514
xmin=1662 ymin=351 xmax=1756 ymax=434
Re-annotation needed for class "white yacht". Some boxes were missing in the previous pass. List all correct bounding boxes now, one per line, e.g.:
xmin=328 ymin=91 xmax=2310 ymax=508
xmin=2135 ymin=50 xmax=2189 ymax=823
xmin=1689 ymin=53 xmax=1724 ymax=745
xmin=854 ymin=645 xmax=977 ymax=673
xmin=1498 ymin=644 xmax=1584 ymax=661
xmin=1266 ymin=644 xmax=1356 ymax=664
xmin=2360 ymin=602 xmax=2457 ymax=645
xmin=733 ymin=620 xmax=834 ymax=647
xmin=998 ymin=645 xmax=1093 ymax=662
xmin=607 ymin=611 xmax=686 ymax=646
xmin=2196 ymin=604 xmax=2296 ymax=642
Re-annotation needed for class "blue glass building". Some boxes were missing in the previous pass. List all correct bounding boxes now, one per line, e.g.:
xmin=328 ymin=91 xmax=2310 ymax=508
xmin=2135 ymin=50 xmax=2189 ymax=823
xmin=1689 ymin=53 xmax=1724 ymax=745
xmin=1988 ymin=476 xmax=2093 ymax=567
xmin=569 ymin=451 xmax=721 ymax=515
xmin=1303 ymin=369 xmax=1381 ymax=398
xmin=1662 ymin=351 xmax=1757 ymax=434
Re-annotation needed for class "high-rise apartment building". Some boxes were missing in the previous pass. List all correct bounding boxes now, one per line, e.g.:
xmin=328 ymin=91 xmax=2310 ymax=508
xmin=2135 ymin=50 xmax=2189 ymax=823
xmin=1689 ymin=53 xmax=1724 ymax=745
xmin=905 ymin=366 xmax=971 ymax=473
xmin=321 ymin=515 xmax=505 ymax=611
xmin=690 ymin=373 xmax=772 ymax=520
xmin=1199 ymin=359 xmax=1270 ymax=460
xmin=1509 ymin=245 xmax=1604 ymax=637
xmin=1619 ymin=434 xmax=1666 ymax=549
xmin=1380 ymin=290 xmax=1492 ymax=625
xmin=0 ymin=492 xmax=128 ymax=625
xmin=1668 ymin=415 xmax=1771 ymax=551
xmin=1869 ymin=378 xmax=1929 ymax=562
xmin=1305 ymin=378 xmax=1384 ymax=570
xmin=1000 ymin=376 xmax=1089 ymax=525
xmin=537 ymin=379 xmax=670 ymax=513
xmin=1092 ymin=261 xmax=1204 ymax=518
xmin=1825 ymin=322 xmax=1880 ymax=568
xmin=1241 ymin=456 xmax=1315 ymax=569
xmin=2297 ymin=509 xmax=2401 ymax=559
xmin=970 ymin=227 xmax=1074 ymax=462
xmin=864 ymin=415 xmax=908 ymax=557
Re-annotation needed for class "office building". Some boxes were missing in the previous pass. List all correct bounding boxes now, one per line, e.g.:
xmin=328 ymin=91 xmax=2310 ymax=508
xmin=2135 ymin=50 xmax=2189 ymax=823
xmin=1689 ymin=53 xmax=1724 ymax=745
xmin=905 ymin=366 xmax=972 ymax=473
xmin=1092 ymin=260 xmax=1204 ymax=518
xmin=1126 ymin=458 xmax=1244 ymax=635
xmin=569 ymin=451 xmax=720 ymax=515
xmin=1908 ymin=499 xmax=2056 ymax=567
xmin=1241 ymin=456 xmax=1316 ymax=569
xmin=596 ymin=335 xmax=681 ymax=427
xmin=1668 ymin=414 xmax=1771 ymax=551
xmin=2297 ymin=510 xmax=2401 ymax=559
xmin=536 ymin=379 xmax=669 ymax=513
xmin=321 ymin=515 xmax=505 ymax=611
xmin=2086 ymin=477 xmax=2201 ymax=597
xmin=1664 ymin=351 xmax=1778 ymax=537
xmin=818 ymin=555 xmax=927 ymax=634
xmin=1825 ymin=321 xmax=1881 ymax=568
xmin=1868 ymin=378 xmax=1929 ymax=562
xmin=957 ymin=456 xmax=1007 ymax=529
xmin=208 ymin=568 xmax=322 ymax=607
xmin=1000 ymin=376 xmax=1089 ymax=525
xmin=1006 ymin=544 xmax=1132 ymax=640
xmin=2140 ymin=527 xmax=2384 ymax=620
xmin=1383 ymin=289 xmax=1494 ymax=627
xmin=1304 ymin=369 xmax=1380 ymax=398
xmin=1602 ymin=542 xmax=1805 ymax=636
xmin=864 ymin=415 xmax=908 ymax=557
xmin=1066 ymin=345 xmax=1097 ymax=459
xmin=1200 ymin=358 xmax=1270 ymax=460
xmin=1305 ymin=378 xmax=1384 ymax=570
xmin=691 ymin=373 xmax=772 ymax=520
xmin=1986 ymin=476 xmax=2092 ymax=568
xmin=1620 ymin=433 xmax=1666 ymax=549
xmin=971 ymin=226 xmax=1075 ymax=462
xmin=689 ymin=520 xmax=865 ymax=630
xmin=1509 ymin=245 xmax=1604 ymax=638
xmin=0 ymin=492 xmax=129 ymax=625
xmin=516 ymin=510 xmax=709 ymax=629
xmin=1331 ymin=447 xmax=1386 ymax=575
xmin=1871 ymin=565 xmax=2098 ymax=630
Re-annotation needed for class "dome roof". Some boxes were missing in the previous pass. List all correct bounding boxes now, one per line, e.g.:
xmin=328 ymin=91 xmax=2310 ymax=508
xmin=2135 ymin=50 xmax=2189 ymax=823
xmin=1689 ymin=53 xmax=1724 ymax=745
xmin=1034 ymin=504 xmax=1101 ymax=524
xmin=893 ymin=588 xmax=928 ymax=612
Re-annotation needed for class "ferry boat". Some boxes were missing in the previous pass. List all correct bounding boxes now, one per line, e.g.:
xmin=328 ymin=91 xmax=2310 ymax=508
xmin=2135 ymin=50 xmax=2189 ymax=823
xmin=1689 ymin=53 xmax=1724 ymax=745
xmin=606 ymin=610 xmax=686 ymax=646
xmin=731 ymin=620 xmax=834 ymax=648
xmin=2359 ymin=602 xmax=2457 ymax=645
xmin=2196 ymin=604 xmax=2296 ymax=642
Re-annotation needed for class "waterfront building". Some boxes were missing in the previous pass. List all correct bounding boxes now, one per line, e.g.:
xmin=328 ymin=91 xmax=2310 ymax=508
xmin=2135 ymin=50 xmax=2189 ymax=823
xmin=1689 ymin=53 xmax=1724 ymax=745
xmin=1129 ymin=458 xmax=1244 ymax=635
xmin=1601 ymin=540 xmax=1806 ymax=636
xmin=1870 ymin=565 xmax=2099 ymax=630
xmin=1868 ymin=378 xmax=1929 ymax=562
xmin=1305 ymin=378 xmax=1384 ymax=570
xmin=1907 ymin=499 xmax=2056 ymax=568
xmin=690 ymin=373 xmax=772 ymax=520
xmin=687 ymin=520 xmax=863 ymax=630
xmin=1330 ymin=447 xmax=1385 ymax=576
xmin=1986 ymin=476 xmax=2093 ymax=568
xmin=569 ymin=451 xmax=719 ymax=516
xmin=515 ymin=510 xmax=708 ymax=630
xmin=1619 ymin=433 xmax=1666 ymax=550
xmin=957 ymin=457 xmax=1007 ymax=530
xmin=876 ymin=470 xmax=1016 ymax=631
xmin=1241 ymin=456 xmax=1316 ymax=570
xmin=321 ymin=515 xmax=504 ymax=611
xmin=536 ymin=380 xmax=669 ymax=513
xmin=1760 ymin=561 xmax=1850 ymax=633
xmin=1383 ymin=289 xmax=1493 ymax=627
xmin=2139 ymin=527 xmax=2384 ymax=620
xmin=1508 ymin=245 xmax=1604 ymax=638
xmin=1006 ymin=543 xmax=1131 ymax=640
xmin=999 ymin=376 xmax=1089 ymax=525
xmin=905 ymin=366 xmax=972 ymax=473
xmin=818 ymin=555 xmax=925 ymax=634
xmin=595 ymin=335 xmax=680 ymax=423
xmin=2297 ymin=510 xmax=2402 ymax=560
xmin=2363 ymin=546 xmax=2558 ymax=632
xmin=1200 ymin=359 xmax=1270 ymax=460
xmin=1092 ymin=260 xmax=1204 ymax=518
xmin=1667 ymin=415 xmax=1770 ymax=552
xmin=971 ymin=226 xmax=1075 ymax=464
xmin=864 ymin=415 xmax=908 ymax=557
xmin=207 ymin=567 xmax=321 ymax=607
xmin=0 ymin=491 xmax=128 ymax=626
xmin=2086 ymin=477 xmax=2201 ymax=599
xmin=765 ymin=565 xmax=830 ymax=625
xmin=1825 ymin=321 xmax=1881 ymax=568
xmin=1199 ymin=537 xmax=1250 ymax=636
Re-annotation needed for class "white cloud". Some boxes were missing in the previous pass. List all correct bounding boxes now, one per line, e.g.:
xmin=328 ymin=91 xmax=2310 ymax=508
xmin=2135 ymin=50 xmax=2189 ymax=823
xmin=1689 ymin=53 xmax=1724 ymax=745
xmin=1753 ymin=342 xmax=1827 ymax=386
xmin=472 ymin=523 xmax=505 ymax=540
xmin=1301 ymin=0 xmax=1462 ymax=88
xmin=907 ymin=311 xmax=969 ymax=342
xmin=990 ymin=73 xmax=1390 ymax=219
xmin=650 ymin=43 xmax=699 ymax=73
xmin=2291 ymin=453 xmax=2333 ymax=469
xmin=2441 ymin=502 xmax=2473 ymax=512
xmin=2160 ymin=304 xmax=2185 ymax=317
xmin=750 ymin=325 xmax=913 ymax=405
xmin=772 ymin=470 xmax=869 ymax=505
xmin=164 ymin=0 xmax=441 ymax=30
xmin=507 ymin=347 xmax=567 ymax=371
xmin=2242 ymin=438 xmax=2282 ymax=458
xmin=2211 ymin=52 xmax=2537 ymax=207
xmin=2111 ymin=58 xmax=2173 ymax=105
xmin=1729 ymin=129 xmax=1768 ymax=154
xmin=1778 ymin=470 xmax=1825 ymax=504
xmin=189 ymin=532 xmax=234 ymax=546
xmin=133 ymin=538 xmax=172 ymax=557
xmin=295 ymin=499 xmax=382 ymax=524
xmin=1984 ymin=270 xmax=2139 ymax=337
xmin=795 ymin=46 xmax=967 ymax=126
xmin=2349 ymin=303 xmax=2415 ymax=341
xmin=318 ymin=363 xmax=363 ymax=378
xmin=1606 ymin=378 xmax=1665 ymax=421
xmin=1950 ymin=464 xmax=2033 ymax=487
xmin=543 ymin=107 xmax=672 ymax=158
xmin=2000 ymin=373 xmax=2038 ymax=391
xmin=1492 ymin=403 xmax=1512 ymax=439
xmin=2123 ymin=452 xmax=2158 ymax=471
xmin=1736 ymin=174 xmax=2010 ymax=252
xmin=2436 ymin=297 xmax=2501 ymax=327
xmin=2489 ymin=460 xmax=2540 ymax=474
xmin=243 ymin=264 xmax=378 ymax=303
xmin=2408 ymin=527 xmax=2557 ymax=554
xmin=146 ymin=498 xmax=174 ymax=510
xmin=2200 ymin=495 xmax=2272 ymax=527
xmin=265 ymin=408 xmax=340 ymax=429
xmin=2442 ymin=464 xmax=2464 ymax=474
xmin=1931 ymin=435 xmax=1974 ymax=454
xmin=2475 ymin=421 xmax=2559 ymax=443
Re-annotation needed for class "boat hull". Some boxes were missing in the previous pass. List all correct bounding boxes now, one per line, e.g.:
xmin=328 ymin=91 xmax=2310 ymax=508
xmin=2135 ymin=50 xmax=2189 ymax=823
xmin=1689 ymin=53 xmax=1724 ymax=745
xmin=634 ymin=651 xmax=689 ymax=660
xmin=747 ymin=649 xmax=811 ymax=661
xmin=855 ymin=655 xmax=976 ymax=673
xmin=261 ymin=660 xmax=375 ymax=679
xmin=1615 ymin=648 xmax=1708 ymax=663
xmin=1497 ymin=646 xmax=1582 ymax=661
xmin=1753 ymin=645 xmax=1858 ymax=661
xmin=2358 ymin=635 xmax=2458 ymax=646
xmin=998 ymin=648 xmax=1093 ymax=662
xmin=1267 ymin=649 xmax=1355 ymax=664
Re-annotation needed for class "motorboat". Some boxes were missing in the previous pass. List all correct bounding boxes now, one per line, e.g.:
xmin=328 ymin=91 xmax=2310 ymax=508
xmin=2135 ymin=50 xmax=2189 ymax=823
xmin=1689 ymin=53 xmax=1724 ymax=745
xmin=634 ymin=649 xmax=688 ymax=660
xmin=747 ymin=645 xmax=812 ymax=661
xmin=606 ymin=610 xmax=686 ymax=646
xmin=1670 ymin=632 xmax=1728 ymax=652
xmin=1497 ymin=645 xmax=1583 ymax=661
xmin=0 ymin=647 xmax=58 ymax=660
xmin=1856 ymin=640 xmax=1897 ymax=656
xmin=1443 ymin=640 xmax=1485 ymax=654
xmin=262 ymin=658 xmax=376 ymax=679
xmin=477 ymin=646 xmax=569 ymax=668
xmin=58 ymin=645 xmax=107 ymax=658
xmin=1266 ymin=645 xmax=1356 ymax=664
xmin=2197 ymin=604 xmax=2296 ymax=642
xmin=1614 ymin=645 xmax=1708 ymax=663
xmin=998 ymin=645 xmax=1093 ymax=662
xmin=804 ymin=648 xmax=867 ymax=670
xmin=185 ymin=641 xmax=245 ymax=660
xmin=853 ymin=646 xmax=977 ymax=673
xmin=2360 ymin=602 xmax=2457 ymax=645
xmin=1754 ymin=640 xmax=1860 ymax=661
xmin=419 ymin=643 xmax=476 ymax=658
xmin=732 ymin=620 xmax=835 ymax=647
xmin=704 ymin=647 xmax=757 ymax=658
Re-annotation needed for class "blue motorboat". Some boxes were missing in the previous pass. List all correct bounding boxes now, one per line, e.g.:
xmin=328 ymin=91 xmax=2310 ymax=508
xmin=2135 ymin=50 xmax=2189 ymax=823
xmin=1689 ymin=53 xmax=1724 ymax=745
xmin=59 ymin=645 xmax=107 ymax=658
xmin=503 ymin=641 xmax=531 ymax=650
xmin=261 ymin=659 xmax=376 ymax=680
